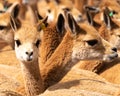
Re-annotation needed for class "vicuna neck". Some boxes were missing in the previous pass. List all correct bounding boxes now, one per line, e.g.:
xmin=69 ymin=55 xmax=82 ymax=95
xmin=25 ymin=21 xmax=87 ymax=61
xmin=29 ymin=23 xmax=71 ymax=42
xmin=41 ymin=32 xmax=77 ymax=89
xmin=40 ymin=24 xmax=62 ymax=66
xmin=20 ymin=59 xmax=44 ymax=96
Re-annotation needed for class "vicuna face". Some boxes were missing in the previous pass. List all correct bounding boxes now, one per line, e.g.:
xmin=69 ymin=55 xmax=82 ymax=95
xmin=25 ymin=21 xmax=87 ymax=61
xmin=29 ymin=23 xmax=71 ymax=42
xmin=100 ymin=0 xmax=120 ymax=21
xmin=0 ymin=3 xmax=20 ymax=49
xmin=0 ymin=13 xmax=13 ymax=42
xmin=101 ymin=8 xmax=120 ymax=50
xmin=66 ymin=12 xmax=118 ymax=62
xmin=14 ymin=24 xmax=41 ymax=63
xmin=109 ymin=27 xmax=120 ymax=50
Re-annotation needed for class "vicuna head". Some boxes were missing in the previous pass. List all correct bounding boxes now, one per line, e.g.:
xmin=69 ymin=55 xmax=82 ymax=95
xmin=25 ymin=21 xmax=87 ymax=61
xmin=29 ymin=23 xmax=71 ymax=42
xmin=12 ymin=16 xmax=48 ymax=63
xmin=0 ymin=2 xmax=20 ymax=49
xmin=65 ymin=12 xmax=118 ymax=62
xmin=98 ymin=7 xmax=120 ymax=50
xmin=94 ymin=0 xmax=120 ymax=24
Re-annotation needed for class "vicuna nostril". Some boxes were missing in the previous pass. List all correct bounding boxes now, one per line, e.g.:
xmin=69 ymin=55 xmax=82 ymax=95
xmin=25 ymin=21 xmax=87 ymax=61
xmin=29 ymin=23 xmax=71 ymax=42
xmin=78 ymin=15 xmax=82 ymax=18
xmin=30 ymin=52 xmax=33 ymax=56
xmin=115 ymin=54 xmax=118 ymax=57
xmin=112 ymin=47 xmax=117 ymax=52
xmin=26 ymin=52 xmax=28 ymax=55
xmin=26 ymin=51 xmax=33 ymax=56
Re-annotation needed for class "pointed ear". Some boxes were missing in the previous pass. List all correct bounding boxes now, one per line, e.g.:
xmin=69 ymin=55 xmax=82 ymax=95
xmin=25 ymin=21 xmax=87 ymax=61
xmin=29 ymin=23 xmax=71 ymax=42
xmin=86 ymin=9 xmax=101 ymax=29
xmin=36 ymin=10 xmax=43 ymax=20
xmin=56 ymin=13 xmax=65 ymax=34
xmin=66 ymin=12 xmax=84 ymax=35
xmin=86 ymin=9 xmax=93 ymax=25
xmin=37 ymin=16 xmax=48 ymax=32
xmin=11 ymin=4 xmax=20 ymax=18
xmin=7 ymin=3 xmax=20 ymax=18
xmin=103 ymin=7 xmax=119 ymax=30
xmin=84 ymin=6 xmax=100 ymax=13
xmin=10 ymin=17 xmax=21 ymax=32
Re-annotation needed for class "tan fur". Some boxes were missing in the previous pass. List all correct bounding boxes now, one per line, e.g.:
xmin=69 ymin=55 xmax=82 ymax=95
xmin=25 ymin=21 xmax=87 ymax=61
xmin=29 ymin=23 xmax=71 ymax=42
xmin=0 ymin=12 xmax=118 ymax=96
xmin=0 ymin=12 xmax=14 ymax=49
xmin=76 ymin=8 xmax=120 ymax=72
xmin=0 ymin=2 xmax=21 ymax=49
xmin=94 ymin=0 xmax=120 ymax=24
xmin=76 ymin=10 xmax=120 ymax=86
xmin=40 ymin=23 xmax=64 ymax=67
xmin=14 ymin=22 xmax=44 ymax=96
xmin=40 ymin=67 xmax=120 ymax=96
xmin=40 ymin=21 xmax=117 ymax=89
xmin=37 ymin=0 xmax=82 ymax=23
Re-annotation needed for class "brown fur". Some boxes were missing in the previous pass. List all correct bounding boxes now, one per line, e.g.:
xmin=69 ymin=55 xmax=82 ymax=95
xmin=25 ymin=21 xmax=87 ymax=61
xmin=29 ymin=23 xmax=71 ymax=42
xmin=94 ymin=0 xmax=120 ymax=24
xmin=40 ymin=18 xmax=117 ymax=89
xmin=0 ymin=5 xmax=16 ymax=49
xmin=0 ymin=12 xmax=118 ymax=96
xmin=40 ymin=23 xmax=64 ymax=67
xmin=76 ymin=9 xmax=120 ymax=87
xmin=40 ymin=67 xmax=120 ymax=96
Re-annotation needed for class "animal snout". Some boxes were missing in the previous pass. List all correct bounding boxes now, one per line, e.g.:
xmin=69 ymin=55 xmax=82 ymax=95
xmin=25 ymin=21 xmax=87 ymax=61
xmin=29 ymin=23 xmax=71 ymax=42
xmin=25 ymin=51 xmax=33 ymax=57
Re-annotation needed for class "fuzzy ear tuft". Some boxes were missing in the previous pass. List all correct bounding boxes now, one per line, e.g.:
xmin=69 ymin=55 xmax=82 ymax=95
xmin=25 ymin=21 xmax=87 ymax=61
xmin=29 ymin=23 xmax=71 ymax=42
xmin=86 ymin=9 xmax=93 ymax=25
xmin=66 ymin=12 xmax=81 ymax=34
xmin=103 ymin=7 xmax=119 ymax=30
xmin=35 ymin=10 xmax=43 ymax=21
xmin=56 ymin=13 xmax=65 ymax=35
xmin=10 ymin=16 xmax=21 ymax=32
xmin=11 ymin=4 xmax=20 ymax=18
xmin=7 ymin=3 xmax=20 ymax=18
xmin=84 ymin=6 xmax=100 ymax=13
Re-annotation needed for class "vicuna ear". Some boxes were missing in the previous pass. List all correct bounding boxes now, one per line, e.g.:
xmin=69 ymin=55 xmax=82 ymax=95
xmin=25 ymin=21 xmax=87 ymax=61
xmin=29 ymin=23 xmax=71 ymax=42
xmin=66 ymin=12 xmax=85 ymax=35
xmin=10 ymin=17 xmax=21 ymax=32
xmin=11 ymin=4 xmax=20 ymax=18
xmin=86 ymin=9 xmax=93 ymax=25
xmin=86 ymin=9 xmax=100 ymax=29
xmin=10 ymin=3 xmax=21 ymax=31
xmin=84 ymin=6 xmax=100 ymax=13
xmin=7 ymin=3 xmax=20 ymax=18
xmin=103 ymin=7 xmax=119 ymax=30
xmin=36 ymin=10 xmax=43 ymax=20
xmin=37 ymin=16 xmax=48 ymax=32
xmin=56 ymin=13 xmax=65 ymax=34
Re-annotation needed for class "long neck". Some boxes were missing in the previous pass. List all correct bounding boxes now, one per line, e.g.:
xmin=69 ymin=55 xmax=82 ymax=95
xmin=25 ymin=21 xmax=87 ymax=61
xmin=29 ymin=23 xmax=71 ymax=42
xmin=98 ymin=24 xmax=110 ymax=41
xmin=20 ymin=59 xmax=44 ymax=96
xmin=41 ymin=32 xmax=77 ymax=89
xmin=40 ymin=25 xmax=62 ymax=66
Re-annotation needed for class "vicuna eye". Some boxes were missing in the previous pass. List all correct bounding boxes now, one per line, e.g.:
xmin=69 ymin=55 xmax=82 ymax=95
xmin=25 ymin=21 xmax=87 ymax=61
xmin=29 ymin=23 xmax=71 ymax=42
xmin=0 ymin=26 xmax=6 ymax=30
xmin=15 ymin=40 xmax=21 ymax=47
xmin=86 ymin=40 xmax=98 ymax=46
xmin=62 ymin=8 xmax=71 ymax=11
xmin=48 ymin=9 xmax=51 ymax=13
xmin=35 ymin=40 xmax=41 ymax=48
xmin=112 ymin=10 xmax=117 ymax=14
xmin=117 ymin=35 xmax=120 ymax=38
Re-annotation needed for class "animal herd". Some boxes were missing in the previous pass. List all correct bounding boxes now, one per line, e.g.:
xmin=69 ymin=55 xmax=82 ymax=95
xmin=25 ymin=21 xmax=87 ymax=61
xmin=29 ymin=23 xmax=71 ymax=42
xmin=1 ymin=0 xmax=120 ymax=96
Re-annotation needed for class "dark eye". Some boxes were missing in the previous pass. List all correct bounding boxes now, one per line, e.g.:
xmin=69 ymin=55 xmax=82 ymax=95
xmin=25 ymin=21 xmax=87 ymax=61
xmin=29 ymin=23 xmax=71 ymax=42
xmin=112 ymin=10 xmax=117 ymax=14
xmin=62 ymin=8 xmax=71 ymax=11
xmin=48 ymin=9 xmax=51 ymax=13
xmin=118 ymin=35 xmax=120 ymax=38
xmin=86 ymin=40 xmax=98 ymax=46
xmin=0 ymin=10 xmax=5 ymax=13
xmin=0 ymin=26 xmax=6 ymax=30
xmin=35 ymin=40 xmax=41 ymax=48
xmin=15 ymin=40 xmax=21 ymax=47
